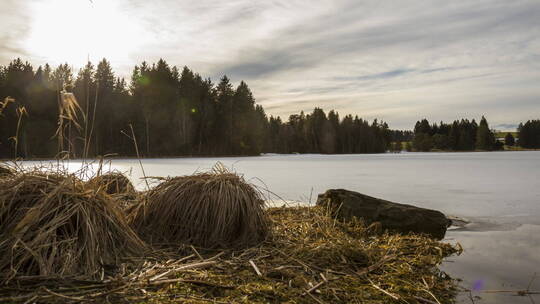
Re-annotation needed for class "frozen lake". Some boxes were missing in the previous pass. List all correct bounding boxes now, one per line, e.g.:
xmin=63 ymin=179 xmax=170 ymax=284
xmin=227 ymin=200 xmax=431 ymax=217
xmin=22 ymin=151 xmax=540 ymax=303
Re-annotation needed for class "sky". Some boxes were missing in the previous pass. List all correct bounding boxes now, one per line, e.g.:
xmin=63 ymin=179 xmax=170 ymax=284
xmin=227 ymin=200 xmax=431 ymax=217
xmin=1 ymin=0 xmax=539 ymax=130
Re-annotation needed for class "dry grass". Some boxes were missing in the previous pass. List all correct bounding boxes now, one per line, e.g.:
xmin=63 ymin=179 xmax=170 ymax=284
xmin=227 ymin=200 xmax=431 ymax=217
xmin=0 ymin=169 xmax=147 ymax=282
xmin=55 ymin=90 xmax=84 ymax=158
xmin=87 ymin=171 xmax=137 ymax=200
xmin=129 ymin=166 xmax=269 ymax=249
xmin=0 ymin=165 xmax=461 ymax=303
xmin=138 ymin=206 xmax=461 ymax=303
xmin=0 ymin=206 xmax=461 ymax=303
xmin=0 ymin=163 xmax=15 ymax=177
xmin=0 ymin=96 xmax=15 ymax=116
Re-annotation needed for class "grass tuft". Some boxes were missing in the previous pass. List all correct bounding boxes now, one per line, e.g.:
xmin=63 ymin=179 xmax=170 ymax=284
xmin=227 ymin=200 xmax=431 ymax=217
xmin=0 ymin=163 xmax=15 ymax=177
xmin=0 ymin=169 xmax=147 ymax=282
xmin=129 ymin=165 xmax=269 ymax=249
xmin=87 ymin=171 xmax=137 ymax=200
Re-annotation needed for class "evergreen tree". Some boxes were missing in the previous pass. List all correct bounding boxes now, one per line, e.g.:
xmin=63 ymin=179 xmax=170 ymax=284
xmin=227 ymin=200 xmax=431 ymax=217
xmin=0 ymin=57 xmax=438 ymax=158
xmin=215 ymin=76 xmax=235 ymax=154
xmin=93 ymin=59 xmax=116 ymax=155
xmin=413 ymin=133 xmax=433 ymax=151
xmin=518 ymin=120 xmax=540 ymax=148
xmin=475 ymin=116 xmax=495 ymax=151
xmin=414 ymin=119 xmax=432 ymax=135
xmin=505 ymin=133 xmax=515 ymax=146
xmin=405 ymin=141 xmax=413 ymax=152
xmin=392 ymin=141 xmax=402 ymax=152
xmin=232 ymin=81 xmax=257 ymax=154
xmin=412 ymin=117 xmax=495 ymax=151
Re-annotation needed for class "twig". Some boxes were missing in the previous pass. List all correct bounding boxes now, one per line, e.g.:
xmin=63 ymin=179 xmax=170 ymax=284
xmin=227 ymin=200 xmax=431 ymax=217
xmin=528 ymin=273 xmax=537 ymax=291
xmin=125 ymin=123 xmax=149 ymax=191
xmin=481 ymin=273 xmax=539 ymax=297
xmin=249 ymin=260 xmax=262 ymax=276
xmin=87 ymin=284 xmax=131 ymax=298
xmin=369 ymin=279 xmax=399 ymax=300
xmin=149 ymin=278 xmax=234 ymax=289
xmin=303 ymin=280 xmax=326 ymax=295
xmin=422 ymin=288 xmax=442 ymax=304
xmin=207 ymin=251 xmax=225 ymax=261
xmin=42 ymin=287 xmax=86 ymax=301
xmin=85 ymin=80 xmax=99 ymax=158
xmin=468 ymin=290 xmax=476 ymax=304
xmin=306 ymin=292 xmax=327 ymax=304
xmin=356 ymin=255 xmax=395 ymax=276
xmin=149 ymin=260 xmax=216 ymax=282
xmin=191 ymin=245 xmax=204 ymax=260
xmin=22 ymin=295 xmax=38 ymax=304
xmin=414 ymin=295 xmax=439 ymax=304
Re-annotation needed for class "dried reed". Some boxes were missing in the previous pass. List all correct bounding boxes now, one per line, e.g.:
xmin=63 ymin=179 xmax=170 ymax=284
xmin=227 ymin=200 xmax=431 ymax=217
xmin=0 ymin=163 xmax=15 ymax=177
xmin=55 ymin=90 xmax=84 ymax=158
xmin=87 ymin=171 xmax=137 ymax=199
xmin=0 ymin=96 xmax=15 ymax=116
xmin=149 ymin=206 xmax=461 ymax=303
xmin=129 ymin=165 xmax=269 ymax=249
xmin=0 ymin=169 xmax=147 ymax=282
xmin=11 ymin=105 xmax=27 ymax=158
xmin=0 ymin=206 xmax=461 ymax=303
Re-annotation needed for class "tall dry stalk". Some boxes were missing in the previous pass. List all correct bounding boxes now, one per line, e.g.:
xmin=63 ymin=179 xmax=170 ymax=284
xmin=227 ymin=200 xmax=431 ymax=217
xmin=84 ymin=81 xmax=99 ymax=159
xmin=0 ymin=97 xmax=21 ymax=159
xmin=10 ymin=106 xmax=27 ymax=159
xmin=121 ymin=124 xmax=149 ymax=190
xmin=82 ymin=69 xmax=90 ymax=162
xmin=0 ymin=97 xmax=14 ymax=116
xmin=56 ymin=82 xmax=63 ymax=154
xmin=145 ymin=116 xmax=150 ymax=155
xmin=55 ymin=88 xmax=83 ymax=159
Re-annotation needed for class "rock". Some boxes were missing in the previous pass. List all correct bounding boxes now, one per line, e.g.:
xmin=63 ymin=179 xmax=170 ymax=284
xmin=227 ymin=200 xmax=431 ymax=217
xmin=316 ymin=189 xmax=451 ymax=239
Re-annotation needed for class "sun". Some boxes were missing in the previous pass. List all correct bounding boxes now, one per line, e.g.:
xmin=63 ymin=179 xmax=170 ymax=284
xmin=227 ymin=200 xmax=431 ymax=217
xmin=25 ymin=0 xmax=144 ymax=67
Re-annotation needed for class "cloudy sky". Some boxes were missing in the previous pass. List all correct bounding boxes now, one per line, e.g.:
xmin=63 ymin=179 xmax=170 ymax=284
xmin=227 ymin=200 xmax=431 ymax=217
xmin=1 ymin=0 xmax=539 ymax=129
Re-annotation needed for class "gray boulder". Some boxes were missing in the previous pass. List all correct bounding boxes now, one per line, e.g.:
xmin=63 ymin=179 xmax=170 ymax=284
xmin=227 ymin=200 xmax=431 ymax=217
xmin=316 ymin=189 xmax=451 ymax=239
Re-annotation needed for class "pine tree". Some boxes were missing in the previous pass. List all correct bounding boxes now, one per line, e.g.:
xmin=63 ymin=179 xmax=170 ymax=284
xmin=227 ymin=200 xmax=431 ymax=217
xmin=518 ymin=120 xmax=540 ymax=148
xmin=215 ymin=76 xmax=235 ymax=154
xmin=0 ymin=57 xmax=423 ymax=158
xmin=92 ymin=59 xmax=116 ymax=155
xmin=232 ymin=81 xmax=257 ymax=154
xmin=475 ymin=116 xmax=495 ymax=151
xmin=405 ymin=141 xmax=413 ymax=152
xmin=504 ymin=133 xmax=515 ymax=146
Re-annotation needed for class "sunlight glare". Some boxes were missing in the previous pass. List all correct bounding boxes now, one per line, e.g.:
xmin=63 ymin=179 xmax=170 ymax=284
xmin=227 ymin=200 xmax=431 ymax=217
xmin=25 ymin=0 xmax=144 ymax=67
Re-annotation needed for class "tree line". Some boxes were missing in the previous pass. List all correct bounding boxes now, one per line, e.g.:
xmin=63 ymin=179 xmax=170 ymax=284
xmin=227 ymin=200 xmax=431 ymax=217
xmin=0 ymin=58 xmax=398 ymax=158
xmin=412 ymin=117 xmax=503 ymax=151
xmin=518 ymin=120 xmax=540 ymax=148
xmin=412 ymin=117 xmax=540 ymax=151
xmin=266 ymin=110 xmax=397 ymax=154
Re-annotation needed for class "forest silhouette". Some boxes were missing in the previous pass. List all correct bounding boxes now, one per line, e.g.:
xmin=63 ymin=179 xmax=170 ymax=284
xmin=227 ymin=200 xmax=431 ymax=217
xmin=1 ymin=58 xmax=538 ymax=159
xmin=0 ymin=58 xmax=400 ymax=158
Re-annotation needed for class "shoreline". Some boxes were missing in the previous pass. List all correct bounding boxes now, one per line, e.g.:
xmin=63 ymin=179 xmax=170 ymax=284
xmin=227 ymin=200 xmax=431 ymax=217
xmin=2 ymin=149 xmax=539 ymax=162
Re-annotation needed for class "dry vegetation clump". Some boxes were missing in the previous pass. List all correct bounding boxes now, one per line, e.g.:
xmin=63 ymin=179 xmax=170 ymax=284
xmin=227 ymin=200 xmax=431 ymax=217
xmin=0 ymin=163 xmax=15 ymax=177
xmin=139 ymin=206 xmax=461 ymax=304
xmin=87 ymin=171 xmax=137 ymax=200
xmin=0 ymin=206 xmax=461 ymax=303
xmin=0 ymin=170 xmax=147 ymax=282
xmin=129 ymin=167 xmax=269 ymax=249
xmin=0 ymin=166 xmax=460 ymax=303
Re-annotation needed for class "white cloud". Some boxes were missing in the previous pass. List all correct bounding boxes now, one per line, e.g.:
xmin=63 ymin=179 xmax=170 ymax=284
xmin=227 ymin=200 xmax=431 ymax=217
xmin=1 ymin=0 xmax=539 ymax=129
